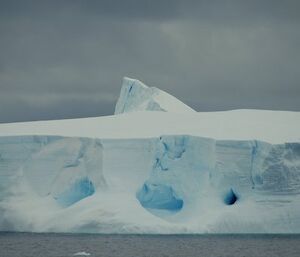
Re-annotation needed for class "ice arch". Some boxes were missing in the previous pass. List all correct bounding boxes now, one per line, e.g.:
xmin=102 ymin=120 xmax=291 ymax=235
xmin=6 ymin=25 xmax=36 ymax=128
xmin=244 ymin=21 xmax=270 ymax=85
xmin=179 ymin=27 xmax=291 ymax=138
xmin=136 ymin=182 xmax=183 ymax=211
xmin=54 ymin=177 xmax=95 ymax=207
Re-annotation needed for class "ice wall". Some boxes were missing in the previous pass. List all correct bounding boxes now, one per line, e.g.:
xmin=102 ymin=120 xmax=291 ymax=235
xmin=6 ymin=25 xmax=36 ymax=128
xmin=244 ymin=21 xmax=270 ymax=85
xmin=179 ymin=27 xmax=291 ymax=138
xmin=0 ymin=136 xmax=106 ymax=205
xmin=114 ymin=77 xmax=196 ymax=114
xmin=0 ymin=134 xmax=299 ymax=233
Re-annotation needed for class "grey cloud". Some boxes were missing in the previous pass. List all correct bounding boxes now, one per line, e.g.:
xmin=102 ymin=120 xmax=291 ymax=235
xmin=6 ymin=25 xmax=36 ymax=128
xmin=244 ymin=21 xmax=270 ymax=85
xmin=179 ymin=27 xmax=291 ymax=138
xmin=0 ymin=0 xmax=299 ymax=123
xmin=1 ymin=1 xmax=299 ymax=22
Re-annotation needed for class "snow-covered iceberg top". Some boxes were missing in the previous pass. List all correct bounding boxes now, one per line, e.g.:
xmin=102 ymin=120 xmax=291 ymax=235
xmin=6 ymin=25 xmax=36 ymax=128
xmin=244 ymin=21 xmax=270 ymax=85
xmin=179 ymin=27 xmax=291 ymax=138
xmin=114 ymin=77 xmax=196 ymax=114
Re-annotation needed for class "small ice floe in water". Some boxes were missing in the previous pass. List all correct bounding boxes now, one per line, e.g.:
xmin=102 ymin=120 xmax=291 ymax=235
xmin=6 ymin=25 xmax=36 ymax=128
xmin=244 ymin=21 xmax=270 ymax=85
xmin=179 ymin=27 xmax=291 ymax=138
xmin=73 ymin=252 xmax=91 ymax=256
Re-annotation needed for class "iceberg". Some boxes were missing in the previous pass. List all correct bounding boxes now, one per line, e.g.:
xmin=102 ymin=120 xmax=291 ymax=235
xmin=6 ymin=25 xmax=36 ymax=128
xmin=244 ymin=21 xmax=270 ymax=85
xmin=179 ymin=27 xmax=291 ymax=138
xmin=73 ymin=252 xmax=91 ymax=256
xmin=114 ymin=77 xmax=196 ymax=114
xmin=0 ymin=77 xmax=299 ymax=234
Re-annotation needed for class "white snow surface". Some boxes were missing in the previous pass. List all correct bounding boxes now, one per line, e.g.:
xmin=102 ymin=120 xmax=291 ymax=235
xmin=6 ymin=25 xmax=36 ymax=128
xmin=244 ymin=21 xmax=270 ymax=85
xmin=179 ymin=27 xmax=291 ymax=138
xmin=0 ymin=110 xmax=298 ymax=144
xmin=0 ymin=77 xmax=300 ymax=234
xmin=114 ymin=77 xmax=196 ymax=114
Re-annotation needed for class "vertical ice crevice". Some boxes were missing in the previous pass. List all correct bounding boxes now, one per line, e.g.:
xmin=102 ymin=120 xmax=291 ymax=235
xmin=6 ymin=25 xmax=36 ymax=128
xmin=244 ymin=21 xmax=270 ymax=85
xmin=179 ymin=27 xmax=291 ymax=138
xmin=153 ymin=136 xmax=187 ymax=172
xmin=250 ymin=140 xmax=258 ymax=189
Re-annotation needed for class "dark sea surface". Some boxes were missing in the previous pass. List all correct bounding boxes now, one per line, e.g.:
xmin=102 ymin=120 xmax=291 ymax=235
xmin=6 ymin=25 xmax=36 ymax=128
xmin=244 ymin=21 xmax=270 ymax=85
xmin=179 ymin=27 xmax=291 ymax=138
xmin=0 ymin=233 xmax=300 ymax=257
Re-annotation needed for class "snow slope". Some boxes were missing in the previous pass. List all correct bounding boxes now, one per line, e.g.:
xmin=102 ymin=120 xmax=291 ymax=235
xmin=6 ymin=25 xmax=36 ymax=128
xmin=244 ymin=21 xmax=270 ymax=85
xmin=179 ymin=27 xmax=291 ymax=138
xmin=114 ymin=77 xmax=195 ymax=114
xmin=0 ymin=77 xmax=299 ymax=234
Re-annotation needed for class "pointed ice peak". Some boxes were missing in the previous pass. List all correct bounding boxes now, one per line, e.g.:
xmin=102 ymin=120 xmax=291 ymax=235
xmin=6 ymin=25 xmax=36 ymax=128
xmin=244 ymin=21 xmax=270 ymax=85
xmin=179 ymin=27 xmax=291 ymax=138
xmin=114 ymin=77 xmax=196 ymax=114
xmin=122 ymin=76 xmax=148 ymax=89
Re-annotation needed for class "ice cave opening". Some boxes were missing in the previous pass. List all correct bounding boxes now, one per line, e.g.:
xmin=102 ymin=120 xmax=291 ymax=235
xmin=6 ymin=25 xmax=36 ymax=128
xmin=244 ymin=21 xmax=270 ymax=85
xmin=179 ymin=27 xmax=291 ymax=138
xmin=224 ymin=188 xmax=238 ymax=205
xmin=136 ymin=183 xmax=184 ymax=211
xmin=54 ymin=177 xmax=95 ymax=207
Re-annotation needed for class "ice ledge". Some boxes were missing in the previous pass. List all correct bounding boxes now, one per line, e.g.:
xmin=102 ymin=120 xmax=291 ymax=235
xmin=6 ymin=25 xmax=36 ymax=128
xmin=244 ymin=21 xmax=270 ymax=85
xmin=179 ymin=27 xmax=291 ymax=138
xmin=114 ymin=77 xmax=196 ymax=114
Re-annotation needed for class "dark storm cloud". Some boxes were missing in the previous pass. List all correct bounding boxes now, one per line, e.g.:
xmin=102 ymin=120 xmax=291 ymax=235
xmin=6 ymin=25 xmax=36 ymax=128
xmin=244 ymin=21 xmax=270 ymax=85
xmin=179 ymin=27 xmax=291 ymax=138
xmin=0 ymin=0 xmax=299 ymax=122
xmin=1 ymin=0 xmax=299 ymax=21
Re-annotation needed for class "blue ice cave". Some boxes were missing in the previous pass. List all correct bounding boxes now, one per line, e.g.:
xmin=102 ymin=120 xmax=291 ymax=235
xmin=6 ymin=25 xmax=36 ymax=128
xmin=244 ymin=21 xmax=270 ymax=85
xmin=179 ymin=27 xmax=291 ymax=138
xmin=55 ymin=177 xmax=95 ymax=207
xmin=136 ymin=182 xmax=183 ymax=211
xmin=224 ymin=188 xmax=238 ymax=205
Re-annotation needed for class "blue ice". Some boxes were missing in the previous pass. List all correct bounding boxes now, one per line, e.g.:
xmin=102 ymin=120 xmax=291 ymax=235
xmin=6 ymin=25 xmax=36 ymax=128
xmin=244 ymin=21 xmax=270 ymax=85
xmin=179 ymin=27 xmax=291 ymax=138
xmin=137 ymin=183 xmax=183 ymax=211
xmin=55 ymin=177 xmax=95 ymax=207
xmin=224 ymin=188 xmax=238 ymax=205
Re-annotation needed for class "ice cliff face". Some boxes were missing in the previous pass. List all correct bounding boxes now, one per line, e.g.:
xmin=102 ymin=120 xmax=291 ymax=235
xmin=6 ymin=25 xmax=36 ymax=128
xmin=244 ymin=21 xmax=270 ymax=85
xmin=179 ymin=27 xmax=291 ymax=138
xmin=0 ymin=135 xmax=299 ymax=233
xmin=0 ymin=77 xmax=299 ymax=234
xmin=114 ymin=77 xmax=196 ymax=114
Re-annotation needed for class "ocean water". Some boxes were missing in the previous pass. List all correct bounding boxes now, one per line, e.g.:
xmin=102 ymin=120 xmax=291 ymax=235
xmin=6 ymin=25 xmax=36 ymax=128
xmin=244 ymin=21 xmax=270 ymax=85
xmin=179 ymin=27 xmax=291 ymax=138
xmin=0 ymin=233 xmax=300 ymax=257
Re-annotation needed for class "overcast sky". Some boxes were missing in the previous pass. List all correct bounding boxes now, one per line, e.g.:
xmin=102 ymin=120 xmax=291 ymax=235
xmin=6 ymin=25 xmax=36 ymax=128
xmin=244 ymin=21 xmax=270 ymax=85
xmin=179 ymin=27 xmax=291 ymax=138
xmin=0 ymin=0 xmax=299 ymax=123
